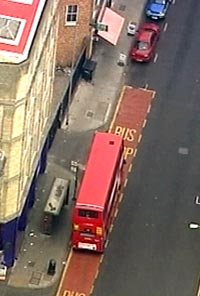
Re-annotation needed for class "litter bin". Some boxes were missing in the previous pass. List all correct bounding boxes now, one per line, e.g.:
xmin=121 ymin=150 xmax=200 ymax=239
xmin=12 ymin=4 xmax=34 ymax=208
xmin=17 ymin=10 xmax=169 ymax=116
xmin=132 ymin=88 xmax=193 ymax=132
xmin=82 ymin=59 xmax=97 ymax=82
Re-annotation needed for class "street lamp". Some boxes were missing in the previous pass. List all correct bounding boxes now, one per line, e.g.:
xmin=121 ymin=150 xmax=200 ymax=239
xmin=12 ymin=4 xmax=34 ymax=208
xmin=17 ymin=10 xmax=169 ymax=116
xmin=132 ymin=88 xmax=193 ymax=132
xmin=188 ymin=222 xmax=200 ymax=229
xmin=70 ymin=160 xmax=79 ymax=201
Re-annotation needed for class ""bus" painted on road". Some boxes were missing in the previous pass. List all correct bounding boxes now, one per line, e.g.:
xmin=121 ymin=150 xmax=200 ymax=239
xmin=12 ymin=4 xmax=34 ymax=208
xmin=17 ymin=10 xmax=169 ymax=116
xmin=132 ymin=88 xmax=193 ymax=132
xmin=114 ymin=126 xmax=137 ymax=160
xmin=63 ymin=290 xmax=86 ymax=296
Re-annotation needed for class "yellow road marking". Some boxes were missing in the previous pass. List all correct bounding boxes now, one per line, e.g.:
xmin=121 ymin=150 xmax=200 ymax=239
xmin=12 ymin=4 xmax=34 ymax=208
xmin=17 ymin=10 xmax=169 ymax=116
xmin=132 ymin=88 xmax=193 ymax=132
xmin=152 ymin=90 xmax=156 ymax=99
xmin=109 ymin=86 xmax=126 ymax=132
xmin=128 ymin=163 xmax=133 ymax=172
xmin=100 ymin=254 xmax=104 ymax=263
xmin=124 ymin=178 xmax=128 ymax=187
xmin=142 ymin=119 xmax=147 ymax=128
xmin=147 ymin=105 xmax=151 ymax=113
xmin=94 ymin=268 xmax=99 ymax=280
xmin=56 ymin=250 xmax=73 ymax=296
xmin=119 ymin=193 xmax=123 ymax=203
xmin=109 ymin=224 xmax=114 ymax=233
xmin=90 ymin=285 xmax=94 ymax=295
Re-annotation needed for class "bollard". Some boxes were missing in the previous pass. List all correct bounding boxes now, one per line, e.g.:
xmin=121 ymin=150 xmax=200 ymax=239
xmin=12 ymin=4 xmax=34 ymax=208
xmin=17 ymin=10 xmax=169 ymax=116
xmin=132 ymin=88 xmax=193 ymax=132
xmin=47 ymin=259 xmax=56 ymax=275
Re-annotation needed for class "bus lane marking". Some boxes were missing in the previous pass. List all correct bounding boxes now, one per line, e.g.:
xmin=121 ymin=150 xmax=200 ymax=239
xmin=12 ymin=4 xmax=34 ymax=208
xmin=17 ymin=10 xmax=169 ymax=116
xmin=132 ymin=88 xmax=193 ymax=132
xmin=94 ymin=268 xmax=99 ymax=281
xmin=133 ymin=148 xmax=137 ymax=157
xmin=90 ymin=285 xmax=94 ymax=295
xmin=152 ymin=90 xmax=156 ymax=99
xmin=147 ymin=104 xmax=151 ymax=113
xmin=56 ymin=250 xmax=73 ymax=296
xmin=124 ymin=147 xmax=134 ymax=160
xmin=90 ymin=86 xmax=155 ymax=296
xmin=128 ymin=163 xmax=133 ymax=173
xmin=124 ymin=178 xmax=128 ymax=188
xmin=119 ymin=192 xmax=123 ymax=203
xmin=105 ymin=239 xmax=109 ymax=248
xmin=114 ymin=208 xmax=119 ymax=217
xmin=109 ymin=86 xmax=126 ymax=132
xmin=138 ymin=134 xmax=142 ymax=143
xmin=56 ymin=86 xmax=155 ymax=296
xmin=114 ymin=126 xmax=137 ymax=142
xmin=113 ymin=125 xmax=138 ymax=162
xmin=63 ymin=290 xmax=86 ymax=296
xmin=109 ymin=224 xmax=114 ymax=233
xmin=143 ymin=119 xmax=147 ymax=128
xmin=100 ymin=254 xmax=104 ymax=263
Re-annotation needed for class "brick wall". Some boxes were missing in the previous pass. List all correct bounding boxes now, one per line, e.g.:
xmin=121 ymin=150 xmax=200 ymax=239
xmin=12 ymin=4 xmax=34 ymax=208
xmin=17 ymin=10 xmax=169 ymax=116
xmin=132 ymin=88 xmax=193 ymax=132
xmin=56 ymin=0 xmax=93 ymax=67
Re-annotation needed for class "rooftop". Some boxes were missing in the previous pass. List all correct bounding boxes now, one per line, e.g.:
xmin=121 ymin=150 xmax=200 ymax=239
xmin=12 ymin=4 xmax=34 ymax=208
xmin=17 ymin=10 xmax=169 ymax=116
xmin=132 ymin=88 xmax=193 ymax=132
xmin=0 ymin=0 xmax=47 ymax=64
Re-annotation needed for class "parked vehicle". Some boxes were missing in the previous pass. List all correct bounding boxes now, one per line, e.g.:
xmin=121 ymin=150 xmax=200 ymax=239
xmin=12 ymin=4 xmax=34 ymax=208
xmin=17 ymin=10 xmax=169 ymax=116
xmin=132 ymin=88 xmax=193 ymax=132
xmin=71 ymin=132 xmax=124 ymax=252
xmin=130 ymin=22 xmax=160 ymax=62
xmin=145 ymin=0 xmax=172 ymax=20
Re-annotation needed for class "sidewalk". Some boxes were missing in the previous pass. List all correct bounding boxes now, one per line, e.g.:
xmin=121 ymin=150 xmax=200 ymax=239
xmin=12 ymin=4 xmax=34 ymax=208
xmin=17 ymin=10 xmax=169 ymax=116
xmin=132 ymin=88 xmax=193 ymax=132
xmin=4 ymin=1 xmax=146 ymax=295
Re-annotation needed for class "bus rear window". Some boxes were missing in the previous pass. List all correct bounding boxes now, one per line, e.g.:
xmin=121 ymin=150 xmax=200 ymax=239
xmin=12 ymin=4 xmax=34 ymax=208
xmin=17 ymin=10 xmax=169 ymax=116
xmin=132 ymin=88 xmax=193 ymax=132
xmin=78 ymin=209 xmax=98 ymax=218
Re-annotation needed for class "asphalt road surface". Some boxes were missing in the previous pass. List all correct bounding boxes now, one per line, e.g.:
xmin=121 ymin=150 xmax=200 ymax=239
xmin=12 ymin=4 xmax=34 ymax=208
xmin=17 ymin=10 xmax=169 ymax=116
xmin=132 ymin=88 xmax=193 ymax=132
xmin=92 ymin=1 xmax=200 ymax=296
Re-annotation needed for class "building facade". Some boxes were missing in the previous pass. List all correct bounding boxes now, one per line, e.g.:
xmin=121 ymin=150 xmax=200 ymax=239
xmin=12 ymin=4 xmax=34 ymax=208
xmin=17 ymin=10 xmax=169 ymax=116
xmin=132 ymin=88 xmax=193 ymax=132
xmin=56 ymin=0 xmax=94 ymax=68
xmin=56 ymin=0 xmax=111 ymax=68
xmin=0 ymin=0 xmax=60 ymax=267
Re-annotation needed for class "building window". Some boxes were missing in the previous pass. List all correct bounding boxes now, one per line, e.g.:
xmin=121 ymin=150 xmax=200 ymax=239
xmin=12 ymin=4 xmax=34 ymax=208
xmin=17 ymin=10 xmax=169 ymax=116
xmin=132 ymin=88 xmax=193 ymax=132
xmin=65 ymin=5 xmax=78 ymax=25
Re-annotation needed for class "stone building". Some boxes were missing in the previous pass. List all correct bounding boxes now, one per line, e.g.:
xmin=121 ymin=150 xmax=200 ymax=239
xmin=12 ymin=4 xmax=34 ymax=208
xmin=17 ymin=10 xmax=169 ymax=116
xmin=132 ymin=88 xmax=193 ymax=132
xmin=0 ymin=0 xmax=60 ymax=267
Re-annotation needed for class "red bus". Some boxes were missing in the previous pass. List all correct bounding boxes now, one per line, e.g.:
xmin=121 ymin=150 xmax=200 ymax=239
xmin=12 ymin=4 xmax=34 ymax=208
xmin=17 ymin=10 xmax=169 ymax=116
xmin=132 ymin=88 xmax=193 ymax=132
xmin=71 ymin=131 xmax=124 ymax=252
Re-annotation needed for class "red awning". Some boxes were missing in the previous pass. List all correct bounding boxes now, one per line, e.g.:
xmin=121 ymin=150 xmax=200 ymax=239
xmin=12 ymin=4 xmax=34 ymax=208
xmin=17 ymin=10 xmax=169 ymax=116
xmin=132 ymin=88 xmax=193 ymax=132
xmin=97 ymin=8 xmax=125 ymax=45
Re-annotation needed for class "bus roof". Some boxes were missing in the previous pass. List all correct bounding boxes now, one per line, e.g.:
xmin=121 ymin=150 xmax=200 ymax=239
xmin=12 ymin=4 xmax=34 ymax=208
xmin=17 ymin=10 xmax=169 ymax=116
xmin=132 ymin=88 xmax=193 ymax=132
xmin=76 ymin=132 xmax=123 ymax=210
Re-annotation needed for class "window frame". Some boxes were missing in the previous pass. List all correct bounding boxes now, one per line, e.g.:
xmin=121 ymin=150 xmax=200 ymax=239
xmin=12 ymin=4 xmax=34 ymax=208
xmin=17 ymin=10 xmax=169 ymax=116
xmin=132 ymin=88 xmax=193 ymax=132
xmin=65 ymin=4 xmax=79 ymax=26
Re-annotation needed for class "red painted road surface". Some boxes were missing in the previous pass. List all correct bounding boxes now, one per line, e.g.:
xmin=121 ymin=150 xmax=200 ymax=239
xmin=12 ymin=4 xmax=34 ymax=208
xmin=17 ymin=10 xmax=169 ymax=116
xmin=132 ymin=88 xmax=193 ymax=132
xmin=110 ymin=86 xmax=155 ymax=173
xmin=56 ymin=86 xmax=155 ymax=296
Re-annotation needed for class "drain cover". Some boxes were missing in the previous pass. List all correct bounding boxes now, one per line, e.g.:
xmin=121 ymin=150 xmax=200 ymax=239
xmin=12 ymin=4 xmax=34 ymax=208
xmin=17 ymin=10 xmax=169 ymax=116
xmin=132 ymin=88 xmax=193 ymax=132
xmin=29 ymin=271 xmax=42 ymax=285
xmin=86 ymin=110 xmax=94 ymax=118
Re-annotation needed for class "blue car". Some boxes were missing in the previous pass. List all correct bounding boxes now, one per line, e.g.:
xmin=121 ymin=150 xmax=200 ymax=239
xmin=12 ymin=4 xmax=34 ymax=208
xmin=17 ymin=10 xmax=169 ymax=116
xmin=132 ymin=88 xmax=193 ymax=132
xmin=145 ymin=0 xmax=172 ymax=19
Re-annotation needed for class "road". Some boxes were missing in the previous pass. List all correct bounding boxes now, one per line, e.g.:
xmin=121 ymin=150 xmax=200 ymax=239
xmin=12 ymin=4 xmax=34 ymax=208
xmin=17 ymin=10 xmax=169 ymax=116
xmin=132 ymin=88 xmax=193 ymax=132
xmin=55 ymin=86 xmax=154 ymax=296
xmin=92 ymin=1 xmax=200 ymax=296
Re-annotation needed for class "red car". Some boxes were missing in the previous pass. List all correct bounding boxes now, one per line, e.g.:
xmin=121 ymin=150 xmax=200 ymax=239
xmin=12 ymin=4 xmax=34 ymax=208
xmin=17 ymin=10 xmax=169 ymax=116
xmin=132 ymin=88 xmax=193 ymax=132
xmin=130 ymin=22 xmax=160 ymax=62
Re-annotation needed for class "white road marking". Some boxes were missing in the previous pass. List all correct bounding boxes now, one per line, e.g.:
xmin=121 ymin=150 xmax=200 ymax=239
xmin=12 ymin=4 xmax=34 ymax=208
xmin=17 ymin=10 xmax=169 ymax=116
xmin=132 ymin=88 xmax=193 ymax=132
xmin=195 ymin=195 xmax=200 ymax=205
xmin=143 ymin=119 xmax=147 ymax=128
xmin=154 ymin=53 xmax=158 ymax=63
xmin=163 ymin=22 xmax=168 ymax=32
xmin=147 ymin=105 xmax=151 ymax=113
